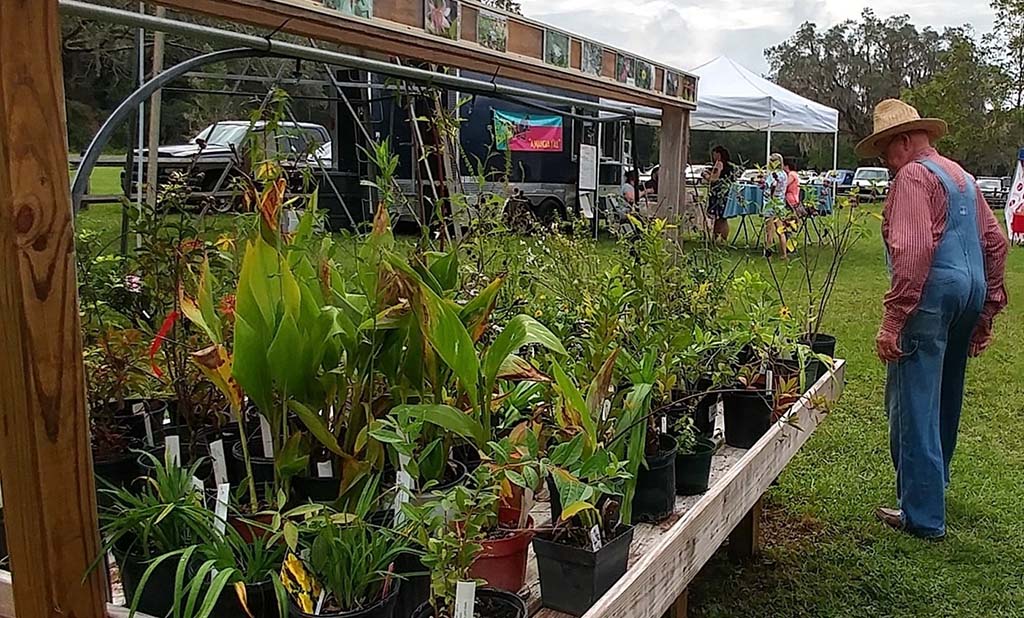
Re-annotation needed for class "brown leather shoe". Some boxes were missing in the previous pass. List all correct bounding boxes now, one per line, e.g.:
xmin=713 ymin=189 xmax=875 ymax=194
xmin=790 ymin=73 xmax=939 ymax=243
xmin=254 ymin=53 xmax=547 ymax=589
xmin=875 ymin=507 xmax=904 ymax=531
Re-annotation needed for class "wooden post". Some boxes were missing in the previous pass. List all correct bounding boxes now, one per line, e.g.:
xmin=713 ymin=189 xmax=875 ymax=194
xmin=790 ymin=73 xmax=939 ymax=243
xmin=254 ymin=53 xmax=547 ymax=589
xmin=0 ymin=2 xmax=108 ymax=618
xmin=661 ymin=588 xmax=688 ymax=618
xmin=728 ymin=497 xmax=763 ymax=561
xmin=145 ymin=5 xmax=167 ymax=208
xmin=658 ymin=106 xmax=686 ymax=222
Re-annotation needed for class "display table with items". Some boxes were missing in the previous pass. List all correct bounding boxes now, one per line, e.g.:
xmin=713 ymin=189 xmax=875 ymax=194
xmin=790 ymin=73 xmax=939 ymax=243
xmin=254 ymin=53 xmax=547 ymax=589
xmin=724 ymin=183 xmax=834 ymax=219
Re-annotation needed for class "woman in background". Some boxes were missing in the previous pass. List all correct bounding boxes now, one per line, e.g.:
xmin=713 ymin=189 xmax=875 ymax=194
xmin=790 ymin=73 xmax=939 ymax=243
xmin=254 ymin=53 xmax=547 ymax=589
xmin=704 ymin=145 xmax=735 ymax=242
xmin=763 ymin=153 xmax=789 ymax=258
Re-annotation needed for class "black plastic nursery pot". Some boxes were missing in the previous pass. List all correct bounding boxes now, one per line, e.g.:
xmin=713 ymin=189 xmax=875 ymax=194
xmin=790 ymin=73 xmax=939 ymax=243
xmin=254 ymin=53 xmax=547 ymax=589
xmin=292 ymin=473 xmax=341 ymax=504
xmin=394 ymin=551 xmax=430 ymax=618
xmin=116 ymin=398 xmax=169 ymax=446
xmin=212 ymin=577 xmax=280 ymax=618
xmin=231 ymin=439 xmax=276 ymax=498
xmin=290 ymin=580 xmax=401 ymax=618
xmin=94 ymin=447 xmax=143 ymax=495
xmin=674 ymin=437 xmax=716 ymax=496
xmin=723 ymin=389 xmax=773 ymax=449
xmin=630 ymin=434 xmax=678 ymax=524
xmin=531 ymin=526 xmax=635 ymax=617
xmin=118 ymin=551 xmax=181 ymax=618
xmin=802 ymin=333 xmax=837 ymax=386
xmin=411 ymin=587 xmax=527 ymax=618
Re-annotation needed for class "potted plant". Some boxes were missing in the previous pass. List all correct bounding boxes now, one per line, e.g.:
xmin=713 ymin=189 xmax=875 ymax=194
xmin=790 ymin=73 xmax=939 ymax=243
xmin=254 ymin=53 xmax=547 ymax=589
xmin=282 ymin=509 xmax=407 ymax=618
xmin=671 ymin=416 xmax=716 ymax=495
xmin=402 ymin=479 xmax=528 ymax=618
xmin=95 ymin=452 xmax=221 ymax=617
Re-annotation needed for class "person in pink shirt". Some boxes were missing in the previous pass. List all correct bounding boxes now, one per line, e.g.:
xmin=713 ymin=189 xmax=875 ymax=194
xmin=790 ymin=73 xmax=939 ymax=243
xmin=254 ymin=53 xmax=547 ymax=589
xmin=784 ymin=160 xmax=801 ymax=209
xmin=856 ymin=99 xmax=1008 ymax=539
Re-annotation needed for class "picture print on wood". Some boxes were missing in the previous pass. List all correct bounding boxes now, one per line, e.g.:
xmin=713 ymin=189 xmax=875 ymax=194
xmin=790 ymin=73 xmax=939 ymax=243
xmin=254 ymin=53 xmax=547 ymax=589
xmin=665 ymin=71 xmax=680 ymax=98
xmin=323 ymin=0 xmax=373 ymax=18
xmin=582 ymin=41 xmax=603 ymax=76
xmin=635 ymin=60 xmax=654 ymax=90
xmin=477 ymin=9 xmax=508 ymax=52
xmin=425 ymin=0 xmax=460 ymax=39
xmin=544 ymin=29 xmax=571 ymax=68
xmin=617 ymin=54 xmax=635 ymax=86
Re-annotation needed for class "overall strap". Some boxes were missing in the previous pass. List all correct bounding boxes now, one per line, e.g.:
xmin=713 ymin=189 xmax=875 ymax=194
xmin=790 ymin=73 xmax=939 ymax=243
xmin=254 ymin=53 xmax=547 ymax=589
xmin=916 ymin=158 xmax=976 ymax=218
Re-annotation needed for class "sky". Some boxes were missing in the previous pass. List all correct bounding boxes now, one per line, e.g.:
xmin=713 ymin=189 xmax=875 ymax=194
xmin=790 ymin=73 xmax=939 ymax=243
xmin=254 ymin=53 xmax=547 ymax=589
xmin=517 ymin=0 xmax=998 ymax=76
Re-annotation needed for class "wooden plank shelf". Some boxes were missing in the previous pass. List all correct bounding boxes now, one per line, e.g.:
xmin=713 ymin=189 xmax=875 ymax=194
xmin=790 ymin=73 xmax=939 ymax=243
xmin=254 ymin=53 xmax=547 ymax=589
xmin=0 ymin=361 xmax=844 ymax=618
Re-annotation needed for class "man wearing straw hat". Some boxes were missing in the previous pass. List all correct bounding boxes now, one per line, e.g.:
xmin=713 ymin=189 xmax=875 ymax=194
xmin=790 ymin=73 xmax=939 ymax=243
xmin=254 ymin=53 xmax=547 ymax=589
xmin=856 ymin=99 xmax=1008 ymax=539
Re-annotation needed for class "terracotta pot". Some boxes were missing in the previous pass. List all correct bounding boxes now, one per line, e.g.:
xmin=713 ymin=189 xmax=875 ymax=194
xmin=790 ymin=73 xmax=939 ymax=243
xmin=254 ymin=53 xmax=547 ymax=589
xmin=468 ymin=517 xmax=534 ymax=592
xmin=228 ymin=512 xmax=276 ymax=544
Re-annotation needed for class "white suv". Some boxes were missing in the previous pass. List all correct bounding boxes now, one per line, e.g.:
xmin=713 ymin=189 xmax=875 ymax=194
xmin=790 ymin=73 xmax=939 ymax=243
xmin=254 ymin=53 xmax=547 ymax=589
xmin=853 ymin=167 xmax=891 ymax=198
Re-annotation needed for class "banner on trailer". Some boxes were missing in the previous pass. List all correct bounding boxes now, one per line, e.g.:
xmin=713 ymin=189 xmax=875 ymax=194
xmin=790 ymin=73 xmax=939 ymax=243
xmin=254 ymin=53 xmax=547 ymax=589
xmin=1005 ymin=148 xmax=1024 ymax=241
xmin=494 ymin=110 xmax=563 ymax=152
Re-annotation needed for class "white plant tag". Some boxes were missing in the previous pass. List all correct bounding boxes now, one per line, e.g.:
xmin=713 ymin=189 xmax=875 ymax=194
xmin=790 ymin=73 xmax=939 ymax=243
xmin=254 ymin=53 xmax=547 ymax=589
xmin=259 ymin=416 xmax=274 ymax=458
xmin=317 ymin=460 xmax=334 ymax=478
xmin=766 ymin=369 xmax=774 ymax=396
xmin=165 ymin=435 xmax=181 ymax=466
xmin=660 ymin=416 xmax=668 ymax=434
xmin=588 ymin=524 xmax=603 ymax=551
xmin=143 ymin=413 xmax=155 ymax=447
xmin=315 ymin=590 xmax=327 ymax=615
xmin=191 ymin=476 xmax=205 ymax=500
xmin=132 ymin=402 xmax=145 ymax=415
xmin=601 ymin=399 xmax=611 ymax=421
xmin=209 ymin=440 xmax=229 ymax=486
xmin=518 ymin=488 xmax=534 ymax=529
xmin=716 ymin=399 xmax=725 ymax=416
xmin=454 ymin=581 xmax=476 ymax=618
xmin=393 ymin=454 xmax=413 ymax=521
xmin=214 ymin=482 xmax=230 ymax=534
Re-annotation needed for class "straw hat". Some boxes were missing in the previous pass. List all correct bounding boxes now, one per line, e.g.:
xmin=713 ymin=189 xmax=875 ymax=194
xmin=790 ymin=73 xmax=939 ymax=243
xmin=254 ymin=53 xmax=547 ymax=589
xmin=855 ymin=99 xmax=947 ymax=158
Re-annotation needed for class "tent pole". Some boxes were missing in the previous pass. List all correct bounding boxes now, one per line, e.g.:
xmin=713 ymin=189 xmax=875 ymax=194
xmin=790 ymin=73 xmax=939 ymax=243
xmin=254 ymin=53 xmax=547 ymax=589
xmin=765 ymin=99 xmax=774 ymax=164
xmin=832 ymin=130 xmax=839 ymax=202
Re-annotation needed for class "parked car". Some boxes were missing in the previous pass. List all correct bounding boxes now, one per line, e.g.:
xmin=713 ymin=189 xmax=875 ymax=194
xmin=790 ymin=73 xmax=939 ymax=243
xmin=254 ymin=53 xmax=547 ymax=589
xmin=853 ymin=167 xmax=891 ymax=199
xmin=739 ymin=168 xmax=762 ymax=183
xmin=123 ymin=120 xmax=332 ymax=211
xmin=821 ymin=169 xmax=855 ymax=194
xmin=686 ymin=164 xmax=710 ymax=184
xmin=977 ymin=176 xmax=1007 ymax=208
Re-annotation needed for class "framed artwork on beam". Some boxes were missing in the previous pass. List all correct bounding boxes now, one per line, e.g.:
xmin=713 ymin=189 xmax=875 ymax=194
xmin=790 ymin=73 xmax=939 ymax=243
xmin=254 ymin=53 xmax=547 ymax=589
xmin=323 ymin=0 xmax=372 ymax=18
xmin=544 ymin=29 xmax=571 ymax=68
xmin=477 ymin=9 xmax=508 ymax=52
xmin=635 ymin=60 xmax=653 ymax=90
xmin=582 ymin=41 xmax=603 ymax=76
xmin=425 ymin=0 xmax=460 ymax=40
xmin=616 ymin=54 xmax=635 ymax=86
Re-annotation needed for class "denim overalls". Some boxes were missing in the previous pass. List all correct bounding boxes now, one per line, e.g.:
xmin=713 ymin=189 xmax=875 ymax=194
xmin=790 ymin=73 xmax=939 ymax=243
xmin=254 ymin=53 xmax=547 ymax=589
xmin=885 ymin=159 xmax=987 ymax=538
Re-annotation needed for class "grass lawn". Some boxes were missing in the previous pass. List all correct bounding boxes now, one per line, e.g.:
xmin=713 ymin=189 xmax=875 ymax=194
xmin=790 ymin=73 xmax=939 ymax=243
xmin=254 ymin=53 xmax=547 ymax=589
xmin=74 ymin=196 xmax=1024 ymax=616
xmin=690 ymin=213 xmax=1024 ymax=617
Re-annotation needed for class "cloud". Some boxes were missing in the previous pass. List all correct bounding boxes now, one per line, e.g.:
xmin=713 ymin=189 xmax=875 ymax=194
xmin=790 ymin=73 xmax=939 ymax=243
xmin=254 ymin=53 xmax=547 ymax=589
xmin=518 ymin=0 xmax=997 ymax=75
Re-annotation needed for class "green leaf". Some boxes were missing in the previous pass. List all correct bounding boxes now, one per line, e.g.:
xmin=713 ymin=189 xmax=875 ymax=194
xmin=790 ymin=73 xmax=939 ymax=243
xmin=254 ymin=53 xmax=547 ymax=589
xmin=560 ymin=500 xmax=596 ymax=522
xmin=422 ymin=294 xmax=480 ymax=402
xmin=426 ymin=250 xmax=460 ymax=292
xmin=288 ymin=400 xmax=344 ymax=456
xmin=284 ymin=521 xmax=299 ymax=551
xmin=483 ymin=315 xmax=566 ymax=390
xmin=267 ymin=313 xmax=306 ymax=397
xmin=394 ymin=404 xmax=486 ymax=446
xmin=232 ymin=314 xmax=273 ymax=417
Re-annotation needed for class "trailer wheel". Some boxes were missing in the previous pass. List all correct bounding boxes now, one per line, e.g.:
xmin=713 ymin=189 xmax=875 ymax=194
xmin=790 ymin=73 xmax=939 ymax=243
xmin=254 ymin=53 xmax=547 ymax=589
xmin=534 ymin=198 xmax=565 ymax=224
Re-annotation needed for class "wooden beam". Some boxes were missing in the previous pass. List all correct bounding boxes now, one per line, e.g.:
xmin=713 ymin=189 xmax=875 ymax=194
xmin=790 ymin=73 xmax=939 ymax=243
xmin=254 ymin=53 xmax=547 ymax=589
xmin=657 ymin=106 xmax=685 ymax=221
xmin=660 ymin=589 xmax=687 ymax=618
xmin=727 ymin=498 xmax=762 ymax=561
xmin=580 ymin=361 xmax=846 ymax=618
xmin=0 ymin=572 xmax=151 ymax=618
xmin=147 ymin=0 xmax=695 ymax=111
xmin=0 ymin=2 xmax=107 ymax=618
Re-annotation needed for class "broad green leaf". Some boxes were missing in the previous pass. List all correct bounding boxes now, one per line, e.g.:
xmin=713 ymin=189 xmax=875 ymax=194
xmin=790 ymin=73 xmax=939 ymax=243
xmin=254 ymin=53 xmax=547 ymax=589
xmin=559 ymin=500 xmax=596 ymax=522
xmin=460 ymin=276 xmax=503 ymax=342
xmin=267 ymin=313 xmax=306 ymax=397
xmin=422 ymin=295 xmax=479 ymax=402
xmin=284 ymin=521 xmax=299 ymax=551
xmin=483 ymin=315 xmax=567 ymax=389
xmin=232 ymin=315 xmax=273 ymax=416
xmin=288 ymin=400 xmax=343 ymax=456
xmin=426 ymin=250 xmax=460 ymax=292
xmin=395 ymin=404 xmax=486 ymax=446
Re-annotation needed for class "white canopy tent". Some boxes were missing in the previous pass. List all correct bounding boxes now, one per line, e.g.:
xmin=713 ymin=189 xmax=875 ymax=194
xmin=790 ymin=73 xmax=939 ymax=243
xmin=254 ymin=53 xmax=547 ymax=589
xmin=689 ymin=56 xmax=840 ymax=169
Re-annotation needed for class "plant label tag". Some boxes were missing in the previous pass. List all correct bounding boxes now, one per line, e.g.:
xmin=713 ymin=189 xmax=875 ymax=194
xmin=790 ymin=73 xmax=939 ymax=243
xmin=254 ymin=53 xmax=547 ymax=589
xmin=214 ymin=483 xmax=230 ymax=534
xmin=259 ymin=416 xmax=274 ymax=458
xmin=393 ymin=454 xmax=413 ymax=521
xmin=766 ymin=370 xmax=774 ymax=396
xmin=717 ymin=399 xmax=725 ymax=416
xmin=601 ymin=400 xmax=611 ymax=421
xmin=191 ymin=476 xmax=205 ymax=501
xmin=660 ymin=416 xmax=668 ymax=434
xmin=165 ymin=435 xmax=181 ymax=467
xmin=454 ymin=581 xmax=476 ymax=618
xmin=518 ymin=488 xmax=534 ymax=528
xmin=315 ymin=590 xmax=327 ymax=615
xmin=317 ymin=460 xmax=333 ymax=478
xmin=132 ymin=402 xmax=145 ymax=415
xmin=588 ymin=524 xmax=603 ymax=551
xmin=209 ymin=439 xmax=229 ymax=486
xmin=143 ymin=412 xmax=155 ymax=447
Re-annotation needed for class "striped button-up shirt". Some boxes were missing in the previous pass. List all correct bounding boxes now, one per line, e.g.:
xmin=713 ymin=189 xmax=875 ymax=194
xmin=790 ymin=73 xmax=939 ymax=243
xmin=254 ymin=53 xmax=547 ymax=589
xmin=881 ymin=148 xmax=1009 ymax=340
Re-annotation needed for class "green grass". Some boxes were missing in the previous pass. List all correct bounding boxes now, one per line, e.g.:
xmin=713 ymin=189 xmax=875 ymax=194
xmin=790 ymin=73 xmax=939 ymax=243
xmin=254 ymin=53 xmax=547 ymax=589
xmin=689 ymin=213 xmax=1024 ymax=617
xmin=73 ymin=199 xmax=1024 ymax=615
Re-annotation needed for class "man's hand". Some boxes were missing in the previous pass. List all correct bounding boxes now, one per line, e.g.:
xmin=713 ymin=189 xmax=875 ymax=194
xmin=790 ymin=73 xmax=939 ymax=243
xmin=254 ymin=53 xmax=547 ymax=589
xmin=876 ymin=328 xmax=903 ymax=363
xmin=969 ymin=321 xmax=994 ymax=357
